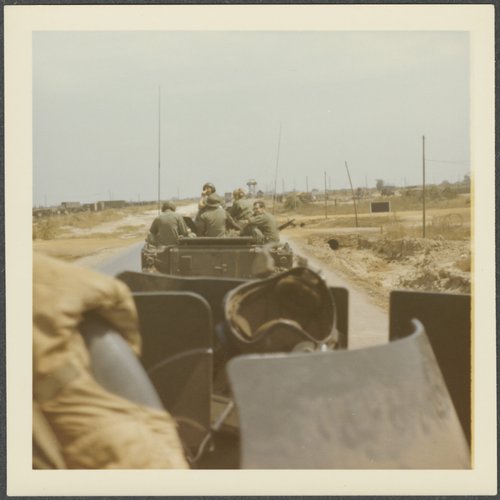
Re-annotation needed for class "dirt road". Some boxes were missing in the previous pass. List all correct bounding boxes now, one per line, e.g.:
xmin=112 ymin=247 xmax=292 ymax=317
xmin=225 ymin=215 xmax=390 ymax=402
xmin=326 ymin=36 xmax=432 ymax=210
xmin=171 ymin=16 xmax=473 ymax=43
xmin=283 ymin=236 xmax=388 ymax=349
xmin=33 ymin=202 xmax=469 ymax=350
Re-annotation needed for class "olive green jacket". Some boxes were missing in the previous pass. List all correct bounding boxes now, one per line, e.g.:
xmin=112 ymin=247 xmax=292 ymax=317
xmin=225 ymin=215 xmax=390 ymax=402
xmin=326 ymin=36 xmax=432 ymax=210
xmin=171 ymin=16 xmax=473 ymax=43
xmin=195 ymin=206 xmax=227 ymax=237
xmin=247 ymin=211 xmax=280 ymax=243
xmin=228 ymin=199 xmax=253 ymax=221
xmin=150 ymin=210 xmax=189 ymax=245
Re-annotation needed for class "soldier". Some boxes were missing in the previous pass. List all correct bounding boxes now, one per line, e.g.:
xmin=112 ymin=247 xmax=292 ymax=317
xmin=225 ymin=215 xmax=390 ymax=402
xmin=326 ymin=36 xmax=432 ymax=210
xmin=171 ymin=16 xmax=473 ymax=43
xmin=198 ymin=182 xmax=225 ymax=212
xmin=33 ymin=253 xmax=188 ymax=469
xmin=147 ymin=201 xmax=190 ymax=246
xmin=241 ymin=200 xmax=280 ymax=244
xmin=228 ymin=188 xmax=253 ymax=222
xmin=195 ymin=194 xmax=228 ymax=237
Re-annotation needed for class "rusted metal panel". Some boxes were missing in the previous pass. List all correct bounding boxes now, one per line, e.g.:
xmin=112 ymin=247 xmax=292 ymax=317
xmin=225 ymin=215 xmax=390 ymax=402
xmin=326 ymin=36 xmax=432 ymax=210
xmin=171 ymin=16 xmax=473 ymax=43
xmin=227 ymin=321 xmax=470 ymax=469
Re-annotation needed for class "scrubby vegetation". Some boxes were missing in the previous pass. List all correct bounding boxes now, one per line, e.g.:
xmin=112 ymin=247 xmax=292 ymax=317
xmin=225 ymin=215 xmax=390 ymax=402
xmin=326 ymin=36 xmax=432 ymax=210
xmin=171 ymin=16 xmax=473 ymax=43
xmin=33 ymin=204 xmax=156 ymax=240
xmin=274 ymin=186 xmax=470 ymax=218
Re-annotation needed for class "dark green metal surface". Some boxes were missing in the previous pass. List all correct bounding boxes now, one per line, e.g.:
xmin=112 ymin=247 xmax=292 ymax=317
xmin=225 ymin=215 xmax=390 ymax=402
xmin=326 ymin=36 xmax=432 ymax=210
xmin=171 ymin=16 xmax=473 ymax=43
xmin=389 ymin=290 xmax=471 ymax=445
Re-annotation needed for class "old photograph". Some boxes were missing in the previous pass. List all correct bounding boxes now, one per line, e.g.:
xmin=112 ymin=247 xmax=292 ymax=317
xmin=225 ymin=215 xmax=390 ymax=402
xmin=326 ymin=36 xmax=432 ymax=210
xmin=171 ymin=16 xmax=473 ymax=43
xmin=5 ymin=4 xmax=496 ymax=496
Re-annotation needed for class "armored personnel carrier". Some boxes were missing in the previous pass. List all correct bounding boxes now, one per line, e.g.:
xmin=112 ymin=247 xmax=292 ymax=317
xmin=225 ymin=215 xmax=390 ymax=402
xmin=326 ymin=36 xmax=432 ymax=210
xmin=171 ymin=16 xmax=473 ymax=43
xmin=141 ymin=216 xmax=296 ymax=278
xmin=141 ymin=237 xmax=294 ymax=278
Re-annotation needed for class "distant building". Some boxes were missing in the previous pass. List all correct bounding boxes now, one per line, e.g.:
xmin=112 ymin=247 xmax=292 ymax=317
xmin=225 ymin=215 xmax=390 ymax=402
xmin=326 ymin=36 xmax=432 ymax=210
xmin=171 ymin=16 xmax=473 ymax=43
xmin=82 ymin=202 xmax=98 ymax=212
xmin=61 ymin=201 xmax=81 ymax=209
xmin=381 ymin=186 xmax=396 ymax=196
xmin=97 ymin=200 xmax=127 ymax=209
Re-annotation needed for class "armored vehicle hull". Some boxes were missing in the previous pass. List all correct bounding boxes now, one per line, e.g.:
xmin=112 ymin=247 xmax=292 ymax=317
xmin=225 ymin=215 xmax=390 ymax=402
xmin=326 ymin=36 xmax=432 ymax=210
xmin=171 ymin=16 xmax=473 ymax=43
xmin=141 ymin=236 xmax=294 ymax=278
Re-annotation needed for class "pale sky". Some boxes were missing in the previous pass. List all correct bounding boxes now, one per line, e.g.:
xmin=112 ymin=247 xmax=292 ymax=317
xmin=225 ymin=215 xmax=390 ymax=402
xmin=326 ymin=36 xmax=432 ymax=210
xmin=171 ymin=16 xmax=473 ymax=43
xmin=33 ymin=31 xmax=469 ymax=206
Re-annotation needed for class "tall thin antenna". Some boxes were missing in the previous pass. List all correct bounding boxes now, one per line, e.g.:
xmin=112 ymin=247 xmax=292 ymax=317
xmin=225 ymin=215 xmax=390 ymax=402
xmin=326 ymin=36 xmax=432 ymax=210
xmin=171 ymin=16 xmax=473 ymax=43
xmin=422 ymin=135 xmax=426 ymax=238
xmin=324 ymin=171 xmax=328 ymax=219
xmin=272 ymin=122 xmax=282 ymax=215
xmin=157 ymin=86 xmax=161 ymax=215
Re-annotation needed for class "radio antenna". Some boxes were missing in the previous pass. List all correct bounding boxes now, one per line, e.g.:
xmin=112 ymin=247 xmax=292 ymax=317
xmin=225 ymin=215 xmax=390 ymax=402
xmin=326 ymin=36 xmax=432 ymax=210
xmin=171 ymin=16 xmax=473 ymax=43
xmin=272 ymin=122 xmax=282 ymax=215
xmin=157 ymin=86 xmax=161 ymax=215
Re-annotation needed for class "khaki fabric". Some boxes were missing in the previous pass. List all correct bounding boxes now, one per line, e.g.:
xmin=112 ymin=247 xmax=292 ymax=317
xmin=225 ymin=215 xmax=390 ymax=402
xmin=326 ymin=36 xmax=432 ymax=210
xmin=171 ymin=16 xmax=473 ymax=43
xmin=33 ymin=402 xmax=66 ymax=469
xmin=33 ymin=253 xmax=188 ymax=469
xmin=39 ymin=370 xmax=187 ymax=469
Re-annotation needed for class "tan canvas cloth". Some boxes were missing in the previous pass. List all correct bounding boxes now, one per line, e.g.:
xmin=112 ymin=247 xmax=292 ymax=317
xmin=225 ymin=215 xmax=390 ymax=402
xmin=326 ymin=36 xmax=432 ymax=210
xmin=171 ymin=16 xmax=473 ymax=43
xmin=33 ymin=254 xmax=188 ymax=469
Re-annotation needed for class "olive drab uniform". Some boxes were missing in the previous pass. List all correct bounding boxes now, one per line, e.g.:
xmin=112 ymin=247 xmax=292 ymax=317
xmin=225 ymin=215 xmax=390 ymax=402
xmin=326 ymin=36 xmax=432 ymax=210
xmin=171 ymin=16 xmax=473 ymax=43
xmin=149 ymin=210 xmax=189 ymax=246
xmin=228 ymin=199 xmax=253 ymax=222
xmin=199 ymin=193 xmax=226 ymax=212
xmin=244 ymin=211 xmax=280 ymax=244
xmin=32 ymin=254 xmax=188 ymax=469
xmin=195 ymin=206 xmax=227 ymax=237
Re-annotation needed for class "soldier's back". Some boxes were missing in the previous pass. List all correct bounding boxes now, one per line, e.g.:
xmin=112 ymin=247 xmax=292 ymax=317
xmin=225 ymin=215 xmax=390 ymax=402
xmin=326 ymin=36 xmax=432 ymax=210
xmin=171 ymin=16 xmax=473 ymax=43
xmin=201 ymin=207 xmax=227 ymax=237
xmin=230 ymin=199 xmax=253 ymax=221
xmin=157 ymin=211 xmax=182 ymax=245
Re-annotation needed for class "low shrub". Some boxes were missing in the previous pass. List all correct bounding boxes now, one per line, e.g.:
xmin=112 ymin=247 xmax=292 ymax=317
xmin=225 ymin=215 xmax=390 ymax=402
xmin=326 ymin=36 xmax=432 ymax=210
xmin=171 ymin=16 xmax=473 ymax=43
xmin=33 ymin=219 xmax=59 ymax=240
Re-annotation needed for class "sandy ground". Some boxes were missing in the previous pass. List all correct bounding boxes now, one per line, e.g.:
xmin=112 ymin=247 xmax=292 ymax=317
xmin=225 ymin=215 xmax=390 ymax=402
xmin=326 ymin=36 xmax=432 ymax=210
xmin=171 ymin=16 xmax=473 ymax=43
xmin=284 ymin=220 xmax=470 ymax=311
xmin=33 ymin=203 xmax=471 ymax=306
xmin=33 ymin=204 xmax=197 ymax=263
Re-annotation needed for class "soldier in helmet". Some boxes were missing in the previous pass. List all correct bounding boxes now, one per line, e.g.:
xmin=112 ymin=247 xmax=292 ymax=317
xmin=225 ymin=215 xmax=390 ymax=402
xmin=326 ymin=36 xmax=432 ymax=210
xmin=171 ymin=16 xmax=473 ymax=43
xmin=147 ymin=201 xmax=190 ymax=246
xmin=195 ymin=193 xmax=228 ymax=237
xmin=241 ymin=200 xmax=280 ymax=244
xmin=198 ymin=182 xmax=225 ymax=213
xmin=228 ymin=188 xmax=253 ymax=223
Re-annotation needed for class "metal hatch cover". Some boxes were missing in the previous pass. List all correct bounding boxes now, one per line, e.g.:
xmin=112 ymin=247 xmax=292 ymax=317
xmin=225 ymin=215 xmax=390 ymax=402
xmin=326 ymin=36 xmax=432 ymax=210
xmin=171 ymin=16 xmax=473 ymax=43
xmin=227 ymin=320 xmax=470 ymax=469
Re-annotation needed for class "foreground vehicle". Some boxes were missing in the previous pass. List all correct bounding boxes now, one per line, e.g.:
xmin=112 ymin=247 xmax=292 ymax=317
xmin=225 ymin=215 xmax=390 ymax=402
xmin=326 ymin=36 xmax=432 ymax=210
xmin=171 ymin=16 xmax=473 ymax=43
xmin=83 ymin=266 xmax=471 ymax=469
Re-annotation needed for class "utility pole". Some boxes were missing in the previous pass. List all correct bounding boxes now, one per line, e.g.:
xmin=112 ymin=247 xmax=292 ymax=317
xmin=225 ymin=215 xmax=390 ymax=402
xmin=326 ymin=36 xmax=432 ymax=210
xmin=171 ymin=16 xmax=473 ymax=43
xmin=345 ymin=161 xmax=359 ymax=228
xmin=324 ymin=171 xmax=328 ymax=219
xmin=422 ymin=135 xmax=426 ymax=238
xmin=306 ymin=176 xmax=309 ymax=194
xmin=282 ymin=178 xmax=285 ymax=195
xmin=157 ymin=86 xmax=161 ymax=215
xmin=272 ymin=122 xmax=282 ymax=215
